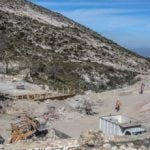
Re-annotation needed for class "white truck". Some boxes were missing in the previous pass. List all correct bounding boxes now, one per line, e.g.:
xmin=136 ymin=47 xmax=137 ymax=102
xmin=99 ymin=115 xmax=145 ymax=136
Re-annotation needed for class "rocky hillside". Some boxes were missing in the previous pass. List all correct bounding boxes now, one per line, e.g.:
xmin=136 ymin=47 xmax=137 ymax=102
xmin=0 ymin=0 xmax=149 ymax=92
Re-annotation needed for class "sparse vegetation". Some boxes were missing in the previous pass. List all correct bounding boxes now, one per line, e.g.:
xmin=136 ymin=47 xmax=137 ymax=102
xmin=0 ymin=0 xmax=149 ymax=92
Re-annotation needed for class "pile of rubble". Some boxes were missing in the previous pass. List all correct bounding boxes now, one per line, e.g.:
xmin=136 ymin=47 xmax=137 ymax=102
xmin=78 ymin=130 xmax=104 ymax=148
xmin=78 ymin=130 xmax=150 ymax=150
xmin=0 ymin=114 xmax=73 ymax=144
xmin=9 ymin=115 xmax=48 ymax=144
xmin=67 ymin=93 xmax=103 ymax=115
xmin=1 ymin=128 xmax=150 ymax=150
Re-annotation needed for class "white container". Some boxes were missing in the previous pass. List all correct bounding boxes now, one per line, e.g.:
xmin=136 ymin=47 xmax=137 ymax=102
xmin=99 ymin=115 xmax=145 ymax=136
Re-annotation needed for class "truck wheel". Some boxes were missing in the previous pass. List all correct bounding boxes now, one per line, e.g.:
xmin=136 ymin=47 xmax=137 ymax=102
xmin=125 ymin=131 xmax=131 ymax=135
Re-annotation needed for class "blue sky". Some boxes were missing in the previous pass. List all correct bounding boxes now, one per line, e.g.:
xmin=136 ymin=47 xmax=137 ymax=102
xmin=30 ymin=0 xmax=150 ymax=57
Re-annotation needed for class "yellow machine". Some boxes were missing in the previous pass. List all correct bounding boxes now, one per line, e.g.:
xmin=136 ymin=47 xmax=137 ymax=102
xmin=9 ymin=115 xmax=38 ymax=144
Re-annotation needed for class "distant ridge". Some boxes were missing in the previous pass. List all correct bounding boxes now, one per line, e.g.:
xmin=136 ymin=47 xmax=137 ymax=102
xmin=132 ymin=48 xmax=150 ymax=57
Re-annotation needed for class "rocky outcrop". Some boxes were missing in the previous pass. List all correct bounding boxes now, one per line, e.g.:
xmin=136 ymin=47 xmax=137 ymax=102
xmin=78 ymin=130 xmax=104 ymax=148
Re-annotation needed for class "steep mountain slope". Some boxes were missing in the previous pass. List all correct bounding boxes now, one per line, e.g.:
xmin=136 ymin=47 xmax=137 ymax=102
xmin=0 ymin=0 xmax=149 ymax=92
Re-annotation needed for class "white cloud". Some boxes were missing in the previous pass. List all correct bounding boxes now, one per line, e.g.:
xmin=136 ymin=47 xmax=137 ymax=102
xmin=62 ymin=8 xmax=150 ymax=28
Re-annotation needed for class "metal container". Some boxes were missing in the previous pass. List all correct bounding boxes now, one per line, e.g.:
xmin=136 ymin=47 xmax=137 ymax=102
xmin=99 ymin=115 xmax=145 ymax=136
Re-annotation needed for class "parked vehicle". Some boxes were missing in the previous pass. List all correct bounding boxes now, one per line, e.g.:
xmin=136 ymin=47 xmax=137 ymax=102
xmin=99 ymin=115 xmax=145 ymax=136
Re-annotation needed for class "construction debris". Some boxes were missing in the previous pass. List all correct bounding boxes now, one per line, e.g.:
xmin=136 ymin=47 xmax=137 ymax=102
xmin=43 ymin=106 xmax=59 ymax=121
xmin=9 ymin=115 xmax=46 ymax=143
xmin=78 ymin=130 xmax=104 ymax=147
xmin=47 ymin=128 xmax=71 ymax=140
xmin=0 ymin=78 xmax=75 ymax=101
xmin=67 ymin=94 xmax=102 ymax=115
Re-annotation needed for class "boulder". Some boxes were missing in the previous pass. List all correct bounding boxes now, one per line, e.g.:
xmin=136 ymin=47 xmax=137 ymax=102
xmin=78 ymin=130 xmax=104 ymax=147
